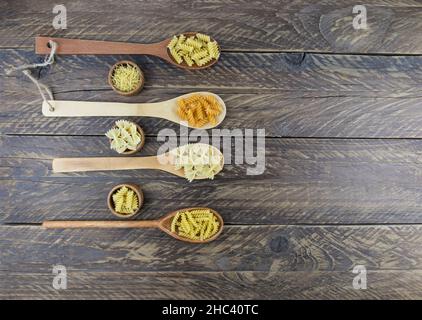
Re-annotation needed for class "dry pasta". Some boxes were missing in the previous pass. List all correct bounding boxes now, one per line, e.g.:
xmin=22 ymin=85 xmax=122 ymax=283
xmin=171 ymin=208 xmax=220 ymax=241
xmin=110 ymin=63 xmax=142 ymax=92
xmin=112 ymin=186 xmax=139 ymax=214
xmin=176 ymin=94 xmax=222 ymax=128
xmin=167 ymin=33 xmax=220 ymax=67
xmin=171 ymin=143 xmax=223 ymax=182
xmin=105 ymin=120 xmax=142 ymax=154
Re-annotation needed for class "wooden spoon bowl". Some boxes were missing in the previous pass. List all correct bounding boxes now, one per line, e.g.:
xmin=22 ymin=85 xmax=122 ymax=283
xmin=158 ymin=207 xmax=224 ymax=243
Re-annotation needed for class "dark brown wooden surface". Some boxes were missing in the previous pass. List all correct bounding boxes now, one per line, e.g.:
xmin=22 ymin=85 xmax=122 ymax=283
xmin=2 ymin=225 xmax=422 ymax=272
xmin=1 ymin=225 xmax=422 ymax=299
xmin=2 ymin=271 xmax=421 ymax=299
xmin=2 ymin=0 xmax=422 ymax=300
xmin=2 ymin=0 xmax=422 ymax=54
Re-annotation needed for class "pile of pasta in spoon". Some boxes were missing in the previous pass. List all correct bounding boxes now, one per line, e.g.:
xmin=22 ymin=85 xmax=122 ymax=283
xmin=167 ymin=33 xmax=220 ymax=67
xmin=177 ymin=94 xmax=222 ymax=127
xmin=171 ymin=143 xmax=223 ymax=182
xmin=171 ymin=208 xmax=220 ymax=241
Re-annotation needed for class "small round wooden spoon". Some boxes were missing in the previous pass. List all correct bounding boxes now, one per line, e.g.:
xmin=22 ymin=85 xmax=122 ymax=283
xmin=35 ymin=32 xmax=220 ymax=70
xmin=52 ymin=143 xmax=224 ymax=179
xmin=42 ymin=92 xmax=226 ymax=130
xmin=42 ymin=207 xmax=224 ymax=243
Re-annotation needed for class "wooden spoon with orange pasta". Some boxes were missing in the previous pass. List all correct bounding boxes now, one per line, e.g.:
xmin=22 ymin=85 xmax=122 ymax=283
xmin=42 ymin=92 xmax=226 ymax=130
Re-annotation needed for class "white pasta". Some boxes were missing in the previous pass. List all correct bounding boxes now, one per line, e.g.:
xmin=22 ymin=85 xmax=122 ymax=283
xmin=171 ymin=143 xmax=223 ymax=182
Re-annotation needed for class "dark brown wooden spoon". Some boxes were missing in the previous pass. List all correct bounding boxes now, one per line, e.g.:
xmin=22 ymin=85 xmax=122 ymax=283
xmin=43 ymin=207 xmax=224 ymax=243
xmin=35 ymin=32 xmax=219 ymax=70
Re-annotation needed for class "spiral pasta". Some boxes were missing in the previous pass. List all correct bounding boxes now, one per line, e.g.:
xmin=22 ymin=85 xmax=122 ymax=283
xmin=171 ymin=208 xmax=220 ymax=241
xmin=112 ymin=186 xmax=139 ymax=214
xmin=167 ymin=33 xmax=220 ymax=67
xmin=167 ymin=36 xmax=178 ymax=49
xmin=207 ymin=41 xmax=220 ymax=59
xmin=176 ymin=94 xmax=222 ymax=128
xmin=195 ymin=33 xmax=211 ymax=42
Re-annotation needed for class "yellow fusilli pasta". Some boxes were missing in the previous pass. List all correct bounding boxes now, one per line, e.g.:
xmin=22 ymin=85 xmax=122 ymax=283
xmin=171 ymin=208 xmax=220 ymax=241
xmin=112 ymin=186 xmax=139 ymax=214
xmin=167 ymin=36 xmax=178 ymax=49
xmin=195 ymin=33 xmax=211 ymax=42
xmin=186 ymin=37 xmax=203 ymax=49
xmin=167 ymin=33 xmax=220 ymax=67
xmin=207 ymin=41 xmax=220 ymax=59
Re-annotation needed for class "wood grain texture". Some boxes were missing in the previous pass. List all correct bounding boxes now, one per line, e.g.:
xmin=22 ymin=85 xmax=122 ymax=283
xmin=3 ymin=0 xmax=422 ymax=300
xmin=2 ymin=0 xmax=422 ymax=54
xmin=1 ymin=270 xmax=422 ymax=299
xmin=1 ymin=225 xmax=422 ymax=273
xmin=3 ymin=50 xmax=422 ymax=137
xmin=2 ymin=135 xmax=422 ymax=224
xmin=2 ymin=224 xmax=422 ymax=299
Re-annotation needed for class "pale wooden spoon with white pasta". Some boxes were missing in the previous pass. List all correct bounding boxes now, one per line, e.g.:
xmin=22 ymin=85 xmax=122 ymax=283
xmin=52 ymin=143 xmax=224 ymax=181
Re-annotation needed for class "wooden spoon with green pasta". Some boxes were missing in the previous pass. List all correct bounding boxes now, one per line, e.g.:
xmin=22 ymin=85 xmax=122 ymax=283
xmin=43 ymin=207 xmax=224 ymax=243
xmin=35 ymin=32 xmax=220 ymax=70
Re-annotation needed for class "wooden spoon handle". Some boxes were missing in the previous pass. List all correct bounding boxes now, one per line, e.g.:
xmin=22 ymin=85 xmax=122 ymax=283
xmin=35 ymin=36 xmax=168 ymax=57
xmin=42 ymin=98 xmax=178 ymax=125
xmin=43 ymin=220 xmax=159 ymax=228
xmin=42 ymin=100 xmax=162 ymax=117
xmin=52 ymin=156 xmax=160 ymax=173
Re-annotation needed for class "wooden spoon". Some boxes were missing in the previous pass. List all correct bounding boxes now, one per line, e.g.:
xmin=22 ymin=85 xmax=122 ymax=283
xmin=52 ymin=143 xmax=224 ymax=179
xmin=42 ymin=92 xmax=226 ymax=130
xmin=42 ymin=207 xmax=224 ymax=243
xmin=35 ymin=32 xmax=220 ymax=70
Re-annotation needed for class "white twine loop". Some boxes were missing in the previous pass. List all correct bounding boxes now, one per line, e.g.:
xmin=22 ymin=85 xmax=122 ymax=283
xmin=5 ymin=40 xmax=57 ymax=111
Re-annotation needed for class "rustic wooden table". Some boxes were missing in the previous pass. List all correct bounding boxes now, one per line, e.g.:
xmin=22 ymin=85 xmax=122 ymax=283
xmin=1 ymin=0 xmax=422 ymax=299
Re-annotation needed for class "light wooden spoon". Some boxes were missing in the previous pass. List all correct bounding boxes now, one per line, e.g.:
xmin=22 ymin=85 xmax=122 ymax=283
xmin=35 ymin=32 xmax=220 ymax=70
xmin=52 ymin=143 xmax=224 ymax=179
xmin=42 ymin=207 xmax=224 ymax=243
xmin=42 ymin=92 xmax=226 ymax=130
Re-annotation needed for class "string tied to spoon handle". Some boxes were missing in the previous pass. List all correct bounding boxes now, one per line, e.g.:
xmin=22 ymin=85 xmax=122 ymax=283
xmin=6 ymin=40 xmax=57 ymax=112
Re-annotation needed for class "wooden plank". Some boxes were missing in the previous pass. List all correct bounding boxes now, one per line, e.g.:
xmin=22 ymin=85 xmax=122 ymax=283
xmin=1 ymin=270 xmax=421 ymax=299
xmin=3 ymin=50 xmax=422 ymax=137
xmin=2 ymin=1 xmax=422 ymax=54
xmin=2 ymin=135 xmax=422 ymax=224
xmin=1 ymin=225 xmax=422 ymax=273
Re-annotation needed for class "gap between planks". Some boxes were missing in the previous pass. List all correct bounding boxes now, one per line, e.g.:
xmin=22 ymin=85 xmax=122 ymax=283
xmin=4 ymin=222 xmax=422 ymax=227
xmin=5 ymin=133 xmax=422 ymax=141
